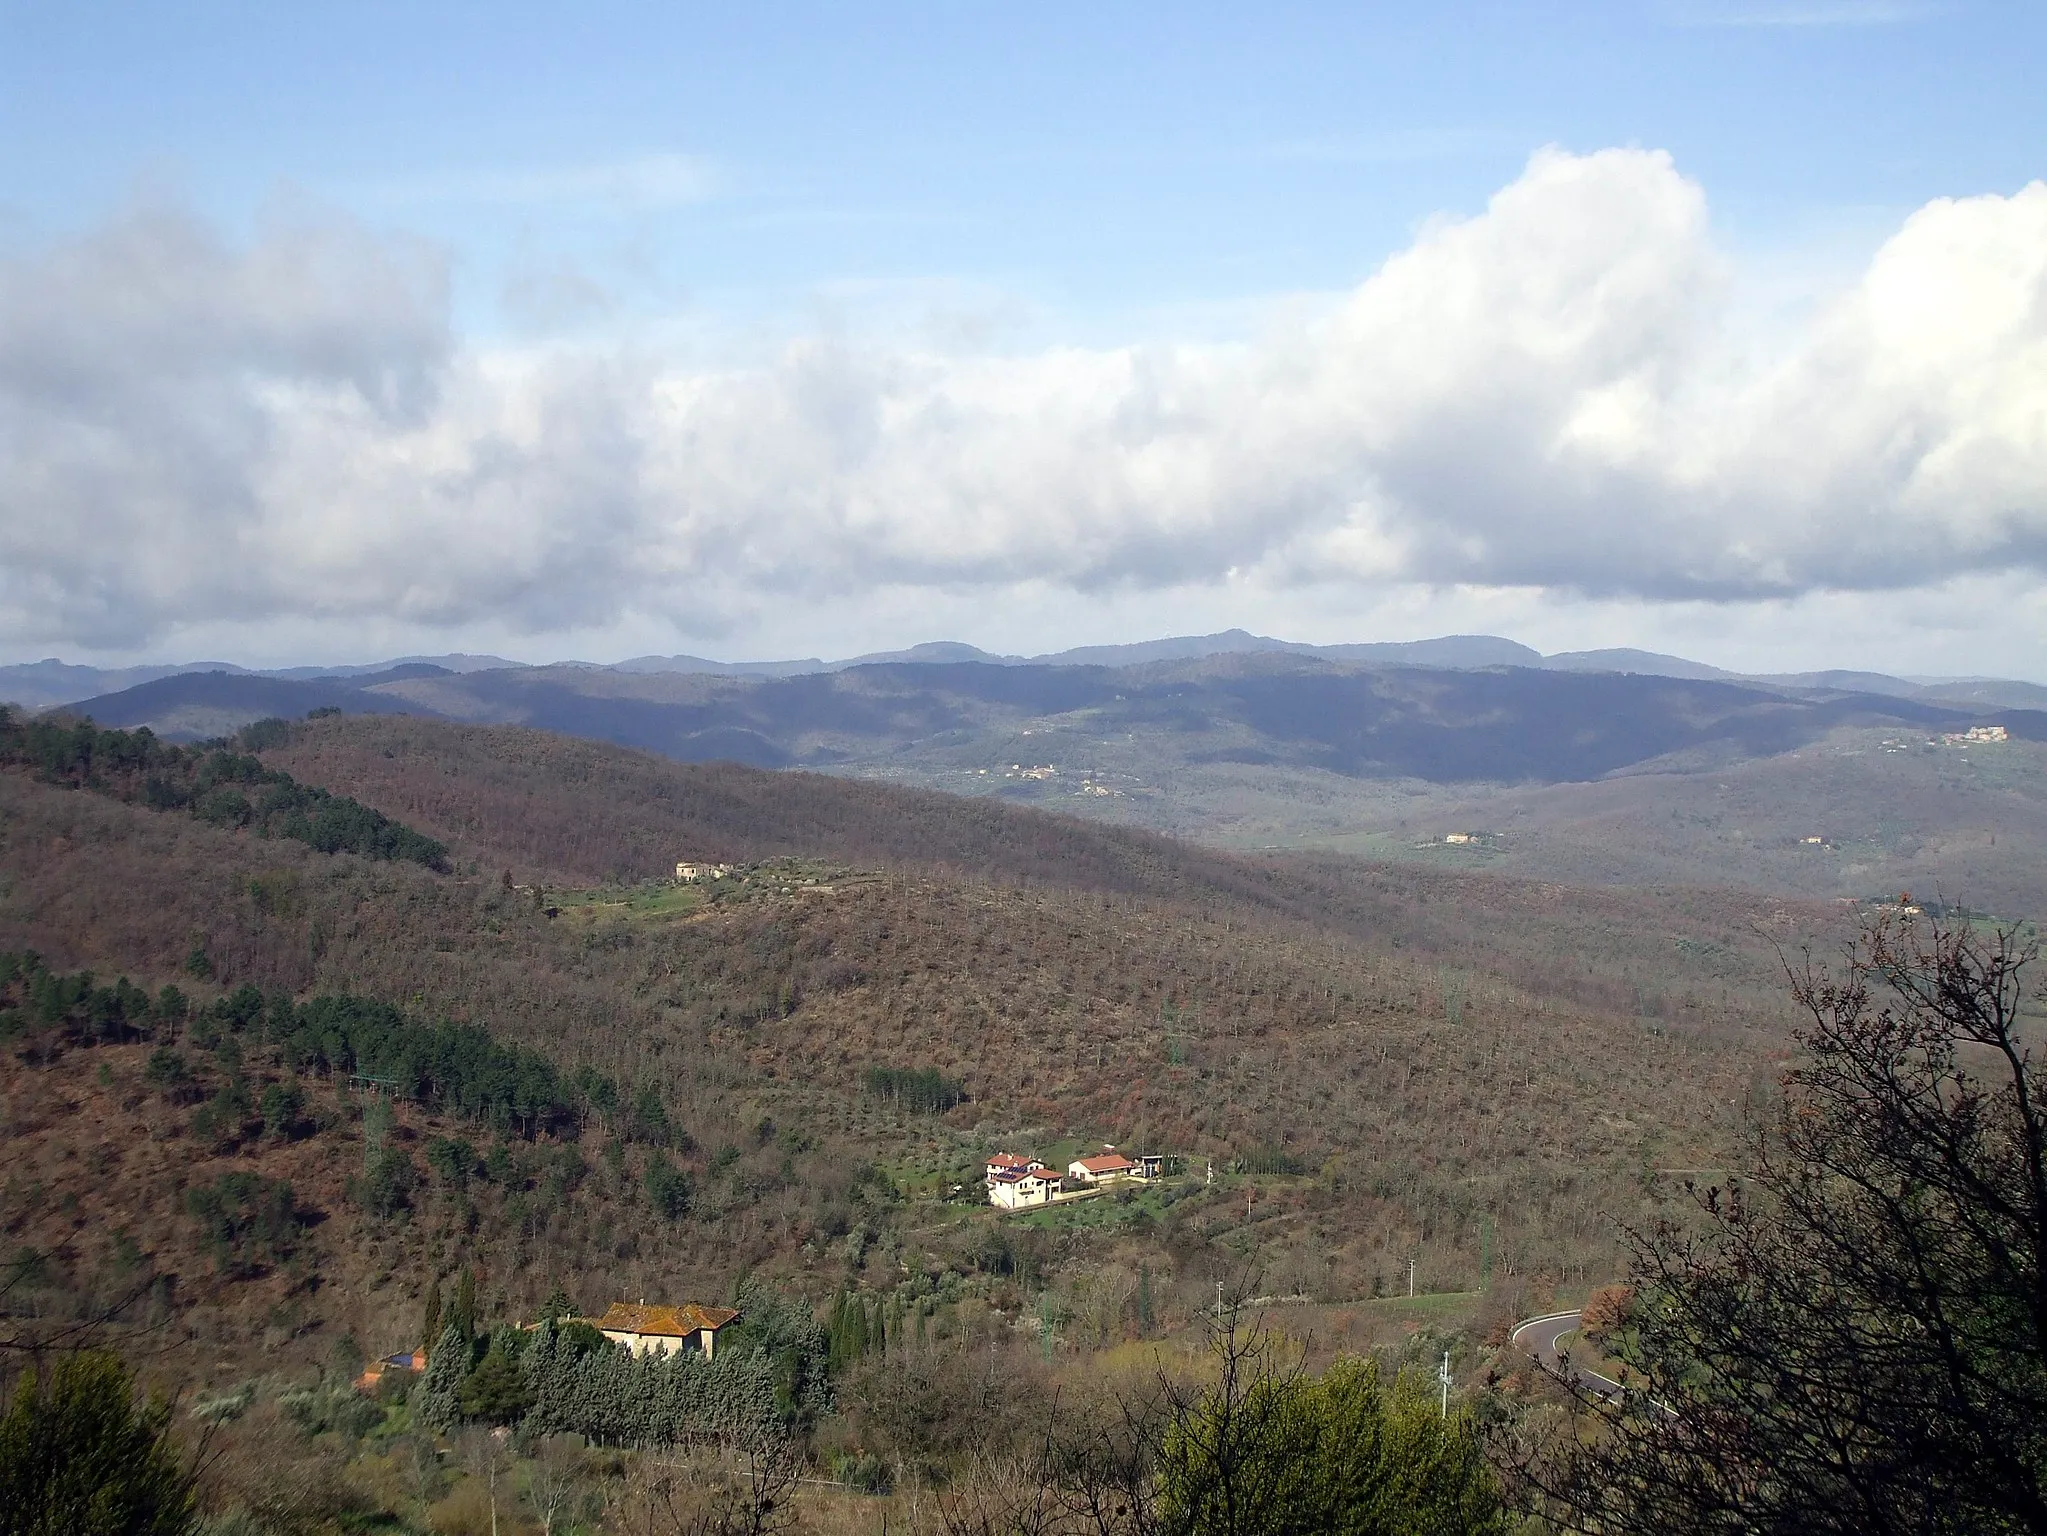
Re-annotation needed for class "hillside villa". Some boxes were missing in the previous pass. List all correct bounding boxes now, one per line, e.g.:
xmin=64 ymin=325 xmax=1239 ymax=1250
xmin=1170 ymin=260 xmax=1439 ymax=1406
xmin=987 ymin=1147 xmax=1163 ymax=1208
xmin=590 ymin=1300 xmax=741 ymax=1359
xmin=986 ymin=1155 xmax=1060 ymax=1209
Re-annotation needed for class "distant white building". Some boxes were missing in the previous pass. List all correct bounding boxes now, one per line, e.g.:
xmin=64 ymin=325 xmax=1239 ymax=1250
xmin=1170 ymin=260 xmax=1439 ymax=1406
xmin=675 ymin=861 xmax=733 ymax=883
xmin=1943 ymin=725 xmax=2009 ymax=745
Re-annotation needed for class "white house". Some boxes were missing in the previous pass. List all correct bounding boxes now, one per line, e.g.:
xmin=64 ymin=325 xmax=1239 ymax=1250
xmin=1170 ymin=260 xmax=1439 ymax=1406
xmin=989 ymin=1163 xmax=1060 ymax=1209
xmin=1067 ymin=1150 xmax=1141 ymax=1185
xmin=675 ymin=862 xmax=733 ymax=883
xmin=986 ymin=1152 xmax=1043 ymax=1189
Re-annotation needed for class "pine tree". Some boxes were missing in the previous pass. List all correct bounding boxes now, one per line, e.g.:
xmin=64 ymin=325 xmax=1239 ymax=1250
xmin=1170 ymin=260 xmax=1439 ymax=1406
xmin=1138 ymin=1264 xmax=1155 ymax=1334
xmin=414 ymin=1323 xmax=469 ymax=1431
xmin=420 ymin=1275 xmax=443 ymax=1357
xmin=541 ymin=1283 xmax=572 ymax=1323
xmin=458 ymin=1334 xmax=531 ymax=1425
xmin=0 ymin=1350 xmax=198 ymax=1536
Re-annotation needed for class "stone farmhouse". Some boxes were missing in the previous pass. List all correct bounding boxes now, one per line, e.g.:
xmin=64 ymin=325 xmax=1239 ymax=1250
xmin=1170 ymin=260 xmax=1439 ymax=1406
xmin=591 ymin=1300 xmax=741 ymax=1359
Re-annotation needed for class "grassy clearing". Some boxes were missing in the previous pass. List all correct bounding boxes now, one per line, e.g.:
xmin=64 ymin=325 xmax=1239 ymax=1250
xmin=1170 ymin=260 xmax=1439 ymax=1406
xmin=553 ymin=881 xmax=708 ymax=922
xmin=1349 ymin=1289 xmax=1483 ymax=1319
xmin=1009 ymin=1181 xmax=1192 ymax=1231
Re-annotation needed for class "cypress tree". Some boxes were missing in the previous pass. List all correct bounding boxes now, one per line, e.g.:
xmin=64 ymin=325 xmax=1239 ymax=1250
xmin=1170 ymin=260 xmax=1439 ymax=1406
xmin=420 ymin=1275 xmax=443 ymax=1357
xmin=451 ymin=1267 xmax=477 ymax=1353
xmin=827 ymin=1290 xmax=854 ymax=1373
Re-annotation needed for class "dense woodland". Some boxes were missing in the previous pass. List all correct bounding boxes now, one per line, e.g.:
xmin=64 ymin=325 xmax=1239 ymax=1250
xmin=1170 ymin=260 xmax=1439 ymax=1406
xmin=0 ymin=707 xmax=449 ymax=870
xmin=0 ymin=712 xmax=1857 ymax=1532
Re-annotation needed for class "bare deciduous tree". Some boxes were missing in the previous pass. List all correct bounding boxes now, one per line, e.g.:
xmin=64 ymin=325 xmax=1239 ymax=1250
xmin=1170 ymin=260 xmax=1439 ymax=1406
xmin=1520 ymin=913 xmax=2047 ymax=1535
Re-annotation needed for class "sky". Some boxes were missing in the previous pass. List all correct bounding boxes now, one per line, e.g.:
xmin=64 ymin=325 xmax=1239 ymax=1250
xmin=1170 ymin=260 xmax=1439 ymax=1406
xmin=3 ymin=1 xmax=2046 ymax=676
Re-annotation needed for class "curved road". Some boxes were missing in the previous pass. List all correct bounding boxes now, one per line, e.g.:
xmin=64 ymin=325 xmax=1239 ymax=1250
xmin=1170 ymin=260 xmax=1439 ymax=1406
xmin=1511 ymin=1310 xmax=1624 ymax=1400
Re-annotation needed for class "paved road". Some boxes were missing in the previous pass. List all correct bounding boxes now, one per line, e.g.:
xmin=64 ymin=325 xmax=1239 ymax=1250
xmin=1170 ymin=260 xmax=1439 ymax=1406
xmin=1511 ymin=1310 xmax=1625 ymax=1400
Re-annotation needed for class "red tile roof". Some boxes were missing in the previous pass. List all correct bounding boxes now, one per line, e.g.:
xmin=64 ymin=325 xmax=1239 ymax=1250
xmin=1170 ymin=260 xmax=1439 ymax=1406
xmin=1074 ymin=1154 xmax=1138 ymax=1174
xmin=593 ymin=1302 xmax=741 ymax=1338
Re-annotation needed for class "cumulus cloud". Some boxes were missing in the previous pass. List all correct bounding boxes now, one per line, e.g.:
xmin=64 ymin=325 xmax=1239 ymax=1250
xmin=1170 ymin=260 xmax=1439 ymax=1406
xmin=3 ymin=148 xmax=2046 ymax=651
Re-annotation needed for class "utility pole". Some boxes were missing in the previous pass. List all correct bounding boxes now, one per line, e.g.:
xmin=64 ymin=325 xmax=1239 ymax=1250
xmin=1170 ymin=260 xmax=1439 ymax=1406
xmin=1216 ymin=1280 xmax=1224 ymax=1324
xmin=1408 ymin=1258 xmax=1416 ymax=1298
xmin=1438 ymin=1351 xmax=1452 ymax=1418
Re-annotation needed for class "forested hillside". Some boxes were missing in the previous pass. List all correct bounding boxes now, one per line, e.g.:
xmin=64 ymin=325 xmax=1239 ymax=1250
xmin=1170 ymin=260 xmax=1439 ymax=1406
xmin=0 ymin=708 xmax=1876 ymax=1532
xmin=2 ymin=712 xmax=1823 ymax=1349
xmin=263 ymin=713 xmax=1823 ymax=1019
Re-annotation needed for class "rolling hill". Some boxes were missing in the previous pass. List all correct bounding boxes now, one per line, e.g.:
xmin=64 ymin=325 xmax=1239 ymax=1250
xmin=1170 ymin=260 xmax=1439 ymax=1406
xmin=31 ymin=646 xmax=2047 ymax=927
xmin=0 ymin=711 xmax=1826 ymax=1384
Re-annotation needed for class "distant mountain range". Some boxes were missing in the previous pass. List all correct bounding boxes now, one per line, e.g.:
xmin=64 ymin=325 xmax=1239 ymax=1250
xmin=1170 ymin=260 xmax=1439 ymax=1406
xmin=10 ymin=629 xmax=2047 ymax=714
xmin=0 ymin=653 xmax=518 ymax=710
xmin=14 ymin=634 xmax=2046 ymax=795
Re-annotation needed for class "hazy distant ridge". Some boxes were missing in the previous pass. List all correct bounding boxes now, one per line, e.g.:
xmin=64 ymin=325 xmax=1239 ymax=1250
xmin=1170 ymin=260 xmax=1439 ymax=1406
xmin=10 ymin=630 xmax=2046 ymax=723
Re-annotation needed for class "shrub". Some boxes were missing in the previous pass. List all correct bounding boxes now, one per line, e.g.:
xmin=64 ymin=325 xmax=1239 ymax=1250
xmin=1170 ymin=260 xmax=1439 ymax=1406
xmin=280 ymin=1384 xmax=383 ymax=1441
xmin=184 ymin=1174 xmax=299 ymax=1276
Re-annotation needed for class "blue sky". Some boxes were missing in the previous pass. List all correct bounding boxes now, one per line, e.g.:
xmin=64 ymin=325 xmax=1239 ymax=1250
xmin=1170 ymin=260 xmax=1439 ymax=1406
xmin=9 ymin=2 xmax=2035 ymax=325
xmin=4 ymin=2 xmax=2046 ymax=672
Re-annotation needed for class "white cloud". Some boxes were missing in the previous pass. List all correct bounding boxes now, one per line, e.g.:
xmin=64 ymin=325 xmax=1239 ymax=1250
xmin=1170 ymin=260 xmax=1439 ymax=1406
xmin=3 ymin=148 xmax=2046 ymax=658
